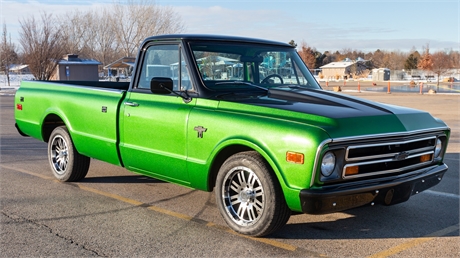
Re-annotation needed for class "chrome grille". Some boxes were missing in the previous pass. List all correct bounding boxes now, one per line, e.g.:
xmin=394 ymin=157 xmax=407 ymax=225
xmin=342 ymin=136 xmax=438 ymax=179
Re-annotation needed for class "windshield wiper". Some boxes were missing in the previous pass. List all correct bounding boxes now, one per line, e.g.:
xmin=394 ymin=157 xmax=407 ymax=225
xmin=215 ymin=81 xmax=269 ymax=92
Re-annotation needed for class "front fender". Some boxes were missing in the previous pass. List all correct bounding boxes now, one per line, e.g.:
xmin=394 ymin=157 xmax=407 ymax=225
xmin=189 ymin=130 xmax=329 ymax=212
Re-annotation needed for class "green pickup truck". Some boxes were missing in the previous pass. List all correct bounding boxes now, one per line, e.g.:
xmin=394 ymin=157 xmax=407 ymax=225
xmin=15 ymin=34 xmax=450 ymax=236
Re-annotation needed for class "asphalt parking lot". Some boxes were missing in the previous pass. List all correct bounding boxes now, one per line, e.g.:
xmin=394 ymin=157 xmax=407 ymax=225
xmin=1 ymin=91 xmax=459 ymax=257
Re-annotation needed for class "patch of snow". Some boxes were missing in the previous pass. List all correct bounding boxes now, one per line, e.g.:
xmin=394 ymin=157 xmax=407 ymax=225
xmin=0 ymin=74 xmax=35 ymax=96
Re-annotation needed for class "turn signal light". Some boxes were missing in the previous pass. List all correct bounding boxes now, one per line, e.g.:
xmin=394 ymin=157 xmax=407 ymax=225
xmin=286 ymin=151 xmax=304 ymax=164
xmin=420 ymin=154 xmax=432 ymax=162
xmin=345 ymin=166 xmax=359 ymax=176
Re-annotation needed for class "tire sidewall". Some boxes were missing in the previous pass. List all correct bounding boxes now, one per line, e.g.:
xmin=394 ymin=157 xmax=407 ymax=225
xmin=215 ymin=152 xmax=280 ymax=236
xmin=48 ymin=126 xmax=75 ymax=181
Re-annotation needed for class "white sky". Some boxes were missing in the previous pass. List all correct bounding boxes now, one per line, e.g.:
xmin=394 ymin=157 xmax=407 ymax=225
xmin=1 ymin=0 xmax=459 ymax=53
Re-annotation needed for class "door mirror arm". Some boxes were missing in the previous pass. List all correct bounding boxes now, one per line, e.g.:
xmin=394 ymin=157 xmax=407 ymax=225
xmin=150 ymin=77 xmax=192 ymax=103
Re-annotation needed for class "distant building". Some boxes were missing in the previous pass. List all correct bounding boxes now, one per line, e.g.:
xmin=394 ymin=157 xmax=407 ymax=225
xmin=320 ymin=58 xmax=369 ymax=80
xmin=103 ymin=57 xmax=135 ymax=81
xmin=51 ymin=54 xmax=101 ymax=81
xmin=9 ymin=64 xmax=30 ymax=74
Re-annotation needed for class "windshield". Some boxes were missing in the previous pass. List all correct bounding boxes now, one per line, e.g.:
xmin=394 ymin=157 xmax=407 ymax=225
xmin=189 ymin=41 xmax=321 ymax=91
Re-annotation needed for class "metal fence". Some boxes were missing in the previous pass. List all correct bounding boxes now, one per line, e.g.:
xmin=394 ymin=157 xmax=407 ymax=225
xmin=389 ymin=69 xmax=460 ymax=82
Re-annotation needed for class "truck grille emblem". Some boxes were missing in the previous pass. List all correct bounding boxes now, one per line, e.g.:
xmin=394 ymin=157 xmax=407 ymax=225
xmin=394 ymin=151 xmax=410 ymax=161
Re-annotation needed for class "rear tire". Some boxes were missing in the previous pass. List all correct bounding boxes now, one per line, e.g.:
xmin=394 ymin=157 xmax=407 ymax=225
xmin=215 ymin=151 xmax=291 ymax=236
xmin=48 ymin=126 xmax=90 ymax=182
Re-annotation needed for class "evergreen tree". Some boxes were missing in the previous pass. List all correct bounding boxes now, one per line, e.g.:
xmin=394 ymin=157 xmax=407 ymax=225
xmin=404 ymin=53 xmax=419 ymax=70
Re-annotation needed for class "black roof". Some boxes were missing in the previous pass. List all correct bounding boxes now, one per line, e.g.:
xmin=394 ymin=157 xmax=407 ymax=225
xmin=142 ymin=34 xmax=293 ymax=48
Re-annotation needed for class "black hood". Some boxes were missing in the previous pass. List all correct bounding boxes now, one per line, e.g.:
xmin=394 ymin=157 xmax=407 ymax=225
xmin=242 ymin=88 xmax=394 ymax=118
xmin=218 ymin=87 xmax=447 ymax=138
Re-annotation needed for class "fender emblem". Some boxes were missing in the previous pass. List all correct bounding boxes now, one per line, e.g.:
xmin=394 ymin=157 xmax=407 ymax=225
xmin=194 ymin=126 xmax=207 ymax=138
xmin=394 ymin=151 xmax=410 ymax=161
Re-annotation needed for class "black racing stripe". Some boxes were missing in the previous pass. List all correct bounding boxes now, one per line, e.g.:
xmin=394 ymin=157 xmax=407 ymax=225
xmin=301 ymin=89 xmax=394 ymax=114
xmin=267 ymin=89 xmax=347 ymax=107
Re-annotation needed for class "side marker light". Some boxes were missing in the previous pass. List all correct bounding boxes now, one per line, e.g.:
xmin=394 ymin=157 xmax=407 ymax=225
xmin=286 ymin=151 xmax=304 ymax=164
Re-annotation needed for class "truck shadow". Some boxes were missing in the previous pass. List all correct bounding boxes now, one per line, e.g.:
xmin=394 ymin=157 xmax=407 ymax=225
xmin=81 ymin=175 xmax=167 ymax=184
xmin=276 ymin=202 xmax=459 ymax=240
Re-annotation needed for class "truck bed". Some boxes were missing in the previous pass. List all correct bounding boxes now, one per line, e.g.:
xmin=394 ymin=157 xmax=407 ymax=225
xmin=15 ymin=80 xmax=128 ymax=166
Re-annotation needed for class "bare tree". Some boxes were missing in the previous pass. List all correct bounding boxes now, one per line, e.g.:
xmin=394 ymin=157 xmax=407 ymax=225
xmin=370 ymin=49 xmax=385 ymax=68
xmin=56 ymin=0 xmax=184 ymax=70
xmin=59 ymin=10 xmax=89 ymax=55
xmin=1 ymin=23 xmax=17 ymax=87
xmin=90 ymin=9 xmax=120 ymax=66
xmin=379 ymin=51 xmax=404 ymax=70
xmin=450 ymin=50 xmax=460 ymax=81
xmin=60 ymin=9 xmax=119 ymax=67
xmin=334 ymin=50 xmax=347 ymax=63
xmin=111 ymin=0 xmax=185 ymax=57
xmin=431 ymin=51 xmax=453 ymax=86
xmin=321 ymin=51 xmax=334 ymax=66
xmin=19 ymin=12 xmax=67 ymax=80
xmin=338 ymin=48 xmax=366 ymax=61
xmin=385 ymin=50 xmax=406 ymax=70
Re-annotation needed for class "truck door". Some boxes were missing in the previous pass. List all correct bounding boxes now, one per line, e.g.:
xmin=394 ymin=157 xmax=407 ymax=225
xmin=119 ymin=43 xmax=196 ymax=184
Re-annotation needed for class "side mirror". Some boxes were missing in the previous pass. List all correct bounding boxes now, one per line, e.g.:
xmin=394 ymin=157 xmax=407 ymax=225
xmin=150 ymin=77 xmax=173 ymax=94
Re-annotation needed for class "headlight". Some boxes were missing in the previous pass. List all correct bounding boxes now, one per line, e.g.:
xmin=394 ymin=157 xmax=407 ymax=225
xmin=434 ymin=138 xmax=443 ymax=158
xmin=321 ymin=152 xmax=336 ymax=177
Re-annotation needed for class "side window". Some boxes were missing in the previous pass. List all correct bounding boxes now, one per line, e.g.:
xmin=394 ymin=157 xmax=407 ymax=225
xmin=137 ymin=44 xmax=192 ymax=91
xmin=179 ymin=52 xmax=192 ymax=91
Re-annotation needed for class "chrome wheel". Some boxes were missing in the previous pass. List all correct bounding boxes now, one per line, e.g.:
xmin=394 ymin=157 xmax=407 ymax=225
xmin=222 ymin=166 xmax=265 ymax=226
xmin=50 ymin=135 xmax=69 ymax=175
xmin=47 ymin=126 xmax=90 ymax=182
xmin=216 ymin=151 xmax=291 ymax=236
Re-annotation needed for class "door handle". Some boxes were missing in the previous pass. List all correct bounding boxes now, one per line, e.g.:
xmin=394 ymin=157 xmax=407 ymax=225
xmin=124 ymin=102 xmax=139 ymax=107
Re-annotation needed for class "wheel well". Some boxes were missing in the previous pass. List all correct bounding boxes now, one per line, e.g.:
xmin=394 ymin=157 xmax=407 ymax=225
xmin=42 ymin=114 xmax=65 ymax=142
xmin=208 ymin=145 xmax=253 ymax=190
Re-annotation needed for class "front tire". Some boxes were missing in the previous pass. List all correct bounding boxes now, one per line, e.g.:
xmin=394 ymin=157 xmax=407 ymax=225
xmin=215 ymin=151 xmax=291 ymax=236
xmin=48 ymin=126 xmax=90 ymax=182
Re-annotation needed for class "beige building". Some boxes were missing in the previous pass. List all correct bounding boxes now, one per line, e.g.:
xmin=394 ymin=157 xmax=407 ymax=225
xmin=320 ymin=59 xmax=369 ymax=80
xmin=51 ymin=54 xmax=101 ymax=81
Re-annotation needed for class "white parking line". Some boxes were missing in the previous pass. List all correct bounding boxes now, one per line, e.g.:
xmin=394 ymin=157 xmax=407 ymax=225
xmin=424 ymin=190 xmax=460 ymax=199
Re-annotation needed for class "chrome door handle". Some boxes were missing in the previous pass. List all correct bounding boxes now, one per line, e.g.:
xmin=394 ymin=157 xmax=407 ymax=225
xmin=124 ymin=102 xmax=139 ymax=107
